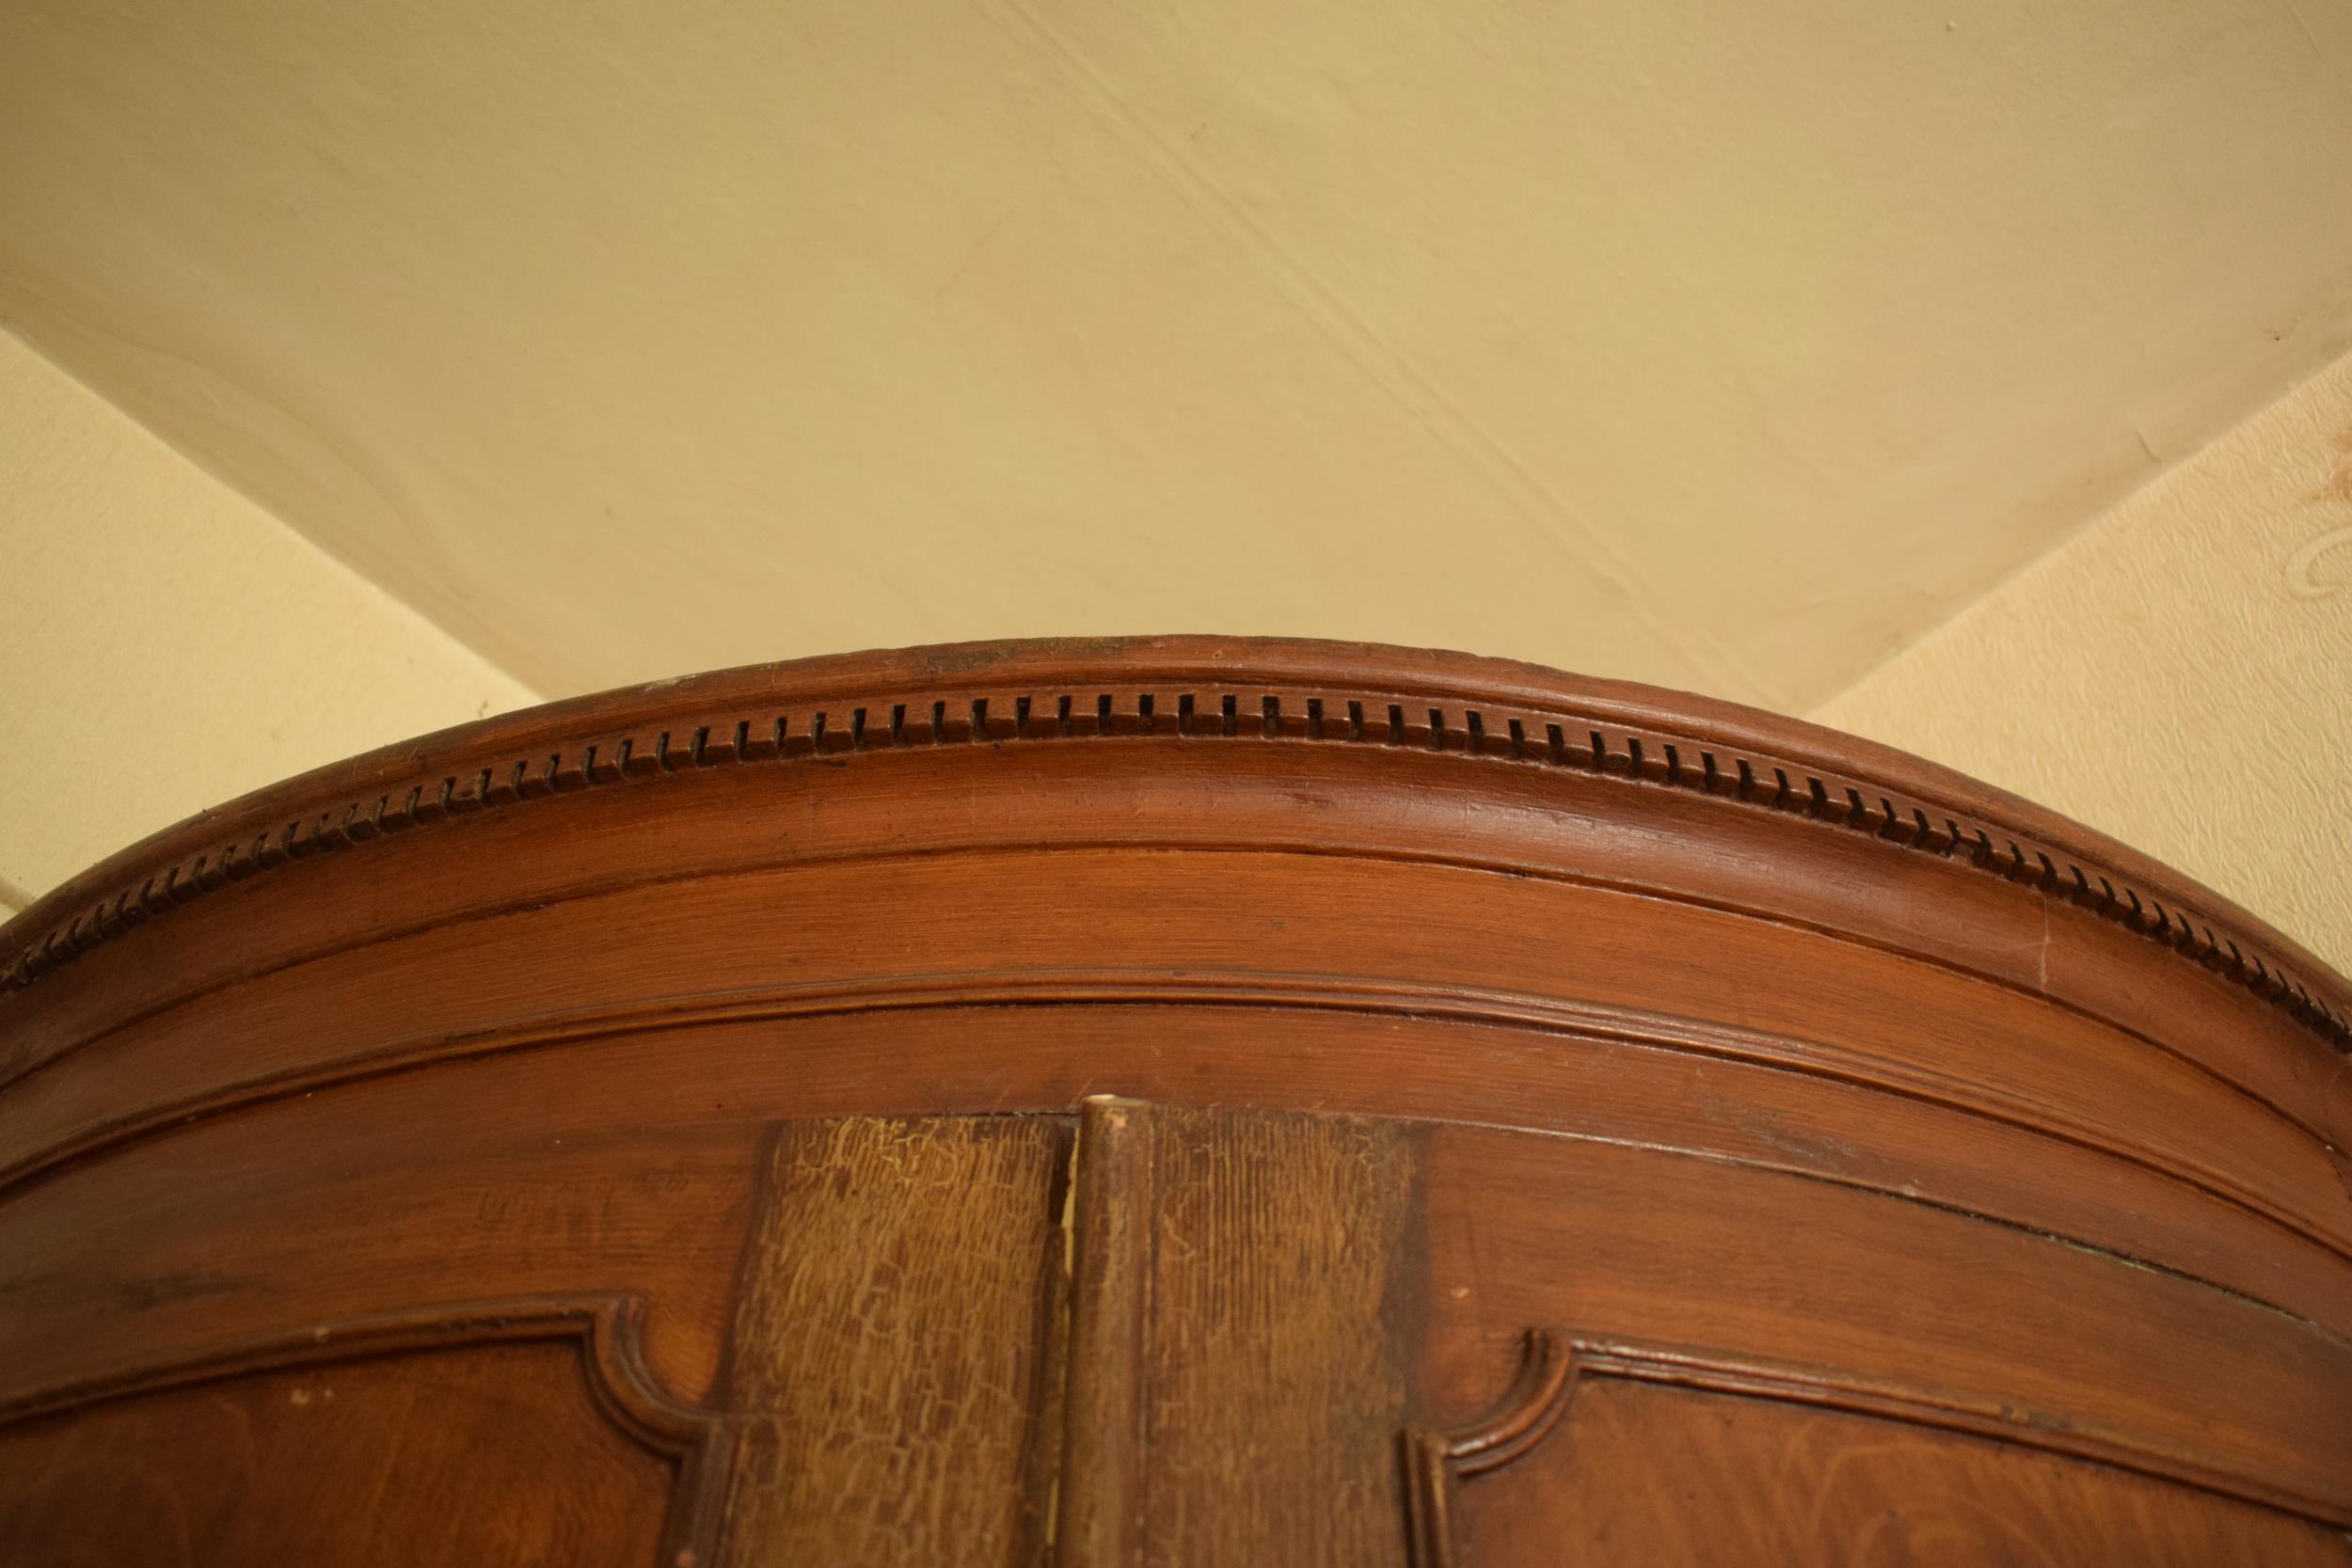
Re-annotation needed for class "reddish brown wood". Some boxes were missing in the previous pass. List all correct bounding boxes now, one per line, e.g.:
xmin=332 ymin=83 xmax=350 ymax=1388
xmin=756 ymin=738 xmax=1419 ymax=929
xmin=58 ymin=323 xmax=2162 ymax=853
xmin=0 ymin=1302 xmax=723 ymax=1567
xmin=1446 ymin=1377 xmax=2352 ymax=1568
xmin=0 ymin=637 xmax=2346 ymax=1563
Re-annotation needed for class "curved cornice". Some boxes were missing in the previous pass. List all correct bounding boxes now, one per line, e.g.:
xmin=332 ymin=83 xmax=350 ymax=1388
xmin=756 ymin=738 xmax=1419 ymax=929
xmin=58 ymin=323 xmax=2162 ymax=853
xmin=3 ymin=637 xmax=2344 ymax=1053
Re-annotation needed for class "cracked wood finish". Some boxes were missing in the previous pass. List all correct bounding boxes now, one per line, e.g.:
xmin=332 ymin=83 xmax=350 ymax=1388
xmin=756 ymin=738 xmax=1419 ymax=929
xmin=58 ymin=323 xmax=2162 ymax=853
xmin=1 ymin=637 xmax=2347 ymax=1563
xmin=714 ymin=1117 xmax=1072 ymax=1568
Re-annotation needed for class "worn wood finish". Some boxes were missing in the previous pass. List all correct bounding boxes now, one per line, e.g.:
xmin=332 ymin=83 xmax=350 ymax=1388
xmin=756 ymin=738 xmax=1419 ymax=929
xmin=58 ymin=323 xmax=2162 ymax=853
xmin=1056 ymin=1099 xmax=1153 ymax=1568
xmin=1 ymin=636 xmax=2346 ymax=1562
xmin=1058 ymin=1098 xmax=1418 ymax=1568
xmin=715 ymin=1117 xmax=1072 ymax=1567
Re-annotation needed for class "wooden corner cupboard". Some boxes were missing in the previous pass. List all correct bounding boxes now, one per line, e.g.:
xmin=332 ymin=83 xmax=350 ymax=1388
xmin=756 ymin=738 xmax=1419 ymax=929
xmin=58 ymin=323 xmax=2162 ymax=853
xmin=1 ymin=636 xmax=2347 ymax=1565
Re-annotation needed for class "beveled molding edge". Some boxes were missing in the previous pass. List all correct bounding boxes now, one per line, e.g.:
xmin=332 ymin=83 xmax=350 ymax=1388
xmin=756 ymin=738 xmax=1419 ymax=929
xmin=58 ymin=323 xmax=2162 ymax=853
xmin=1400 ymin=1328 xmax=2352 ymax=1565
xmin=3 ymin=637 xmax=2344 ymax=1055
xmin=1401 ymin=1329 xmax=1580 ymax=1568
xmin=0 ymin=1294 xmax=734 ymax=1568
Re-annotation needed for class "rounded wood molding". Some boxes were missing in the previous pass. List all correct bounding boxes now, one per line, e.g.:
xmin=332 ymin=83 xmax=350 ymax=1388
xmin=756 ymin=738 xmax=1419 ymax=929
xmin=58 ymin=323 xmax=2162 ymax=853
xmin=5 ymin=635 xmax=2345 ymax=1053
xmin=7 ymin=638 xmax=2351 ymax=1558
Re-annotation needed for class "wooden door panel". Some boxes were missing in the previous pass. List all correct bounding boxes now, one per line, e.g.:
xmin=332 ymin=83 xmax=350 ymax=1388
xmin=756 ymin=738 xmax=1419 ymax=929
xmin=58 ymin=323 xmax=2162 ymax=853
xmin=1436 ymin=1375 xmax=2352 ymax=1567
xmin=712 ymin=1115 xmax=1071 ymax=1568
xmin=1057 ymin=1098 xmax=1419 ymax=1568
xmin=1414 ymin=1121 xmax=2352 ymax=1524
xmin=0 ymin=1105 xmax=760 ymax=1410
xmin=0 ymin=1306 xmax=718 ymax=1568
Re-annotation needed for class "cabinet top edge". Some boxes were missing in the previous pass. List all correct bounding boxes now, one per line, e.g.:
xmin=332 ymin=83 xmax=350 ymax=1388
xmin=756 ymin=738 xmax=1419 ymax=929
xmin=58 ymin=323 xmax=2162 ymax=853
xmin=5 ymin=635 xmax=2344 ymax=1049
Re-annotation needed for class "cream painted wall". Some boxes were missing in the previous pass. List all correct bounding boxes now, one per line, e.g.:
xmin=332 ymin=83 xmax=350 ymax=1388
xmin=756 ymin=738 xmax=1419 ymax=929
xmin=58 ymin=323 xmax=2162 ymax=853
xmin=6 ymin=0 xmax=2350 ymax=714
xmin=0 ymin=330 xmax=539 ymax=917
xmin=1812 ymin=351 xmax=2352 ymax=980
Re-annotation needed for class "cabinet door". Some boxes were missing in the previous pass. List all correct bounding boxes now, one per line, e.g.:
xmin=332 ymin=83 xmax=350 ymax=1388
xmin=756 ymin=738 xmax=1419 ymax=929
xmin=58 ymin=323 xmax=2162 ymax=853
xmin=8 ymin=1100 xmax=2346 ymax=1566
xmin=0 ymin=1307 xmax=717 ymax=1568
xmin=698 ymin=1103 xmax=1421 ymax=1568
xmin=1422 ymin=1376 xmax=2352 ymax=1568
xmin=709 ymin=1114 xmax=1072 ymax=1568
xmin=1042 ymin=1100 xmax=2352 ymax=1568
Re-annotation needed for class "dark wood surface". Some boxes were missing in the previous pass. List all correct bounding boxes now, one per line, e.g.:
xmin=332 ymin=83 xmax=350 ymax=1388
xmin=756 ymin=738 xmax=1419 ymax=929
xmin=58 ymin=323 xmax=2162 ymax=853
xmin=0 ymin=636 xmax=2345 ymax=1564
xmin=0 ymin=1340 xmax=676 ymax=1565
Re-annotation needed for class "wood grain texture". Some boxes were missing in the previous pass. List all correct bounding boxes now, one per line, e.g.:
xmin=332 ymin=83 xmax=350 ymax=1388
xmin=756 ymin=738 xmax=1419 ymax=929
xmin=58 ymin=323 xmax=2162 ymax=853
xmin=0 ymin=1085 xmax=759 ymax=1411
xmin=1412 ymin=1122 xmax=2352 ymax=1524
xmin=1402 ymin=1330 xmax=1578 ymax=1568
xmin=1 ymin=638 xmax=2346 ymax=1563
xmin=1056 ymin=1098 xmax=1153 ymax=1568
xmin=1057 ymin=1098 xmax=1420 ymax=1568
xmin=1448 ymin=1376 xmax=2352 ymax=1567
xmin=0 ymin=1340 xmax=676 ymax=1568
xmin=714 ymin=1116 xmax=1072 ymax=1568
xmin=15 ymin=848 xmax=2342 ymax=1279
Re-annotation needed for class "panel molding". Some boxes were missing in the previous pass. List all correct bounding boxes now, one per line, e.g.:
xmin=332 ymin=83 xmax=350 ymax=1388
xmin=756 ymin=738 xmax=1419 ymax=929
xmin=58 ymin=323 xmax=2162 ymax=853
xmin=1401 ymin=1326 xmax=2352 ymax=1568
xmin=1401 ymin=1330 xmax=1578 ymax=1568
xmin=0 ymin=1295 xmax=733 ymax=1568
